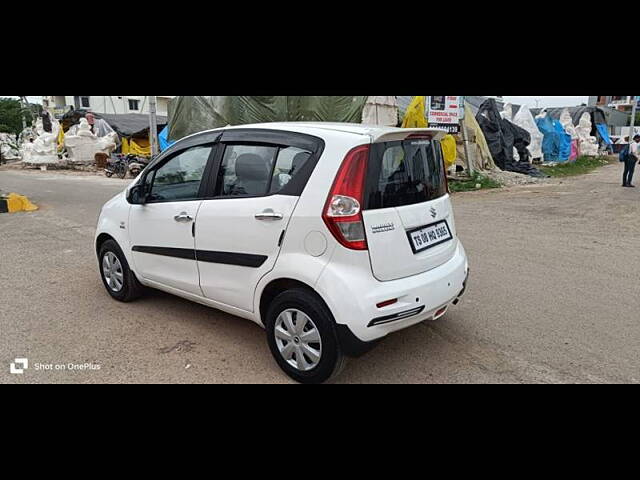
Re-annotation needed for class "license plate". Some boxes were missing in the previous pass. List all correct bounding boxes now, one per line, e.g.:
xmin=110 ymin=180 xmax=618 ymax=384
xmin=407 ymin=220 xmax=452 ymax=253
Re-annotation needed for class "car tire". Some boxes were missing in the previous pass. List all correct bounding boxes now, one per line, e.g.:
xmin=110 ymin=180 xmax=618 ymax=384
xmin=98 ymin=239 xmax=144 ymax=302
xmin=266 ymin=288 xmax=346 ymax=384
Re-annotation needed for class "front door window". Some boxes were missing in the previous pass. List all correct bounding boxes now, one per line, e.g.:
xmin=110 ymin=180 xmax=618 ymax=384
xmin=148 ymin=145 xmax=212 ymax=202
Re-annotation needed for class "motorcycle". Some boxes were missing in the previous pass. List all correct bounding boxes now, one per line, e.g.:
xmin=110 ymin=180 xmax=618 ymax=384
xmin=105 ymin=154 xmax=149 ymax=179
xmin=104 ymin=154 xmax=128 ymax=179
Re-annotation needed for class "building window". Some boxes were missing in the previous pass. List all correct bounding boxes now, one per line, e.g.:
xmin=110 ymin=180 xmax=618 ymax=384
xmin=128 ymin=99 xmax=140 ymax=111
xmin=80 ymin=96 xmax=90 ymax=108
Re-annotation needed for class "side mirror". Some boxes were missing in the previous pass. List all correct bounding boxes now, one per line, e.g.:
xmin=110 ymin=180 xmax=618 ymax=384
xmin=128 ymin=183 xmax=147 ymax=205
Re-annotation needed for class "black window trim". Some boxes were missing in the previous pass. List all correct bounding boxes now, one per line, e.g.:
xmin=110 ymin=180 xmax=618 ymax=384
xmin=132 ymin=128 xmax=324 ymax=204
xmin=201 ymin=128 xmax=325 ymax=201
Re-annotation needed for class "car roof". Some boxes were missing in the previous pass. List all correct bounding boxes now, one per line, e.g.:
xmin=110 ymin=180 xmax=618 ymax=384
xmin=187 ymin=122 xmax=448 ymax=142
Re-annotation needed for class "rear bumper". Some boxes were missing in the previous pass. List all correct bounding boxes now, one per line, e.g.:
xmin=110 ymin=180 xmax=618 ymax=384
xmin=317 ymin=242 xmax=468 ymax=343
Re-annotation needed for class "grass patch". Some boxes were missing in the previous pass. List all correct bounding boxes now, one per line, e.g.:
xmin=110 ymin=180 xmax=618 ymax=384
xmin=539 ymin=155 xmax=610 ymax=177
xmin=449 ymin=172 xmax=502 ymax=192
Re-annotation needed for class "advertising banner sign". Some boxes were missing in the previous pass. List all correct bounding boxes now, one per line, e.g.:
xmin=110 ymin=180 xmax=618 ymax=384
xmin=426 ymin=96 xmax=462 ymax=133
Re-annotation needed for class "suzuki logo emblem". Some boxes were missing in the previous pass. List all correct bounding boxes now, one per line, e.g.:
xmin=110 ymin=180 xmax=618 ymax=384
xmin=430 ymin=207 xmax=437 ymax=219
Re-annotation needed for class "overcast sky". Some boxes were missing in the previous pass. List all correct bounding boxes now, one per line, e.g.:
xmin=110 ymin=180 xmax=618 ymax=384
xmin=501 ymin=96 xmax=589 ymax=108
xmin=3 ymin=95 xmax=592 ymax=109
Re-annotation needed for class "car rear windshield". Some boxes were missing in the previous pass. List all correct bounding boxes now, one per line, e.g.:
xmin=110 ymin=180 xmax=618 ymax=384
xmin=364 ymin=138 xmax=447 ymax=210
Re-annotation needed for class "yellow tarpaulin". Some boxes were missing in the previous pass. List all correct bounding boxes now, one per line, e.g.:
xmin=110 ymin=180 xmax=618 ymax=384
xmin=400 ymin=96 xmax=456 ymax=168
xmin=401 ymin=96 xmax=427 ymax=128
xmin=456 ymin=103 xmax=496 ymax=171
xmin=121 ymin=137 xmax=151 ymax=156
xmin=57 ymin=126 xmax=65 ymax=152
xmin=441 ymin=134 xmax=457 ymax=168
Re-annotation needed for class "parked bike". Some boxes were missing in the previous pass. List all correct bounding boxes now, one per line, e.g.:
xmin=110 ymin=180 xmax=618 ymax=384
xmin=105 ymin=154 xmax=149 ymax=179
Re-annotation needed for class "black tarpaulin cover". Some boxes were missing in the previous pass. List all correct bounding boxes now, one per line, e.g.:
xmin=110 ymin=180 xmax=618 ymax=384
xmin=96 ymin=113 xmax=167 ymax=137
xmin=61 ymin=110 xmax=167 ymax=138
xmin=476 ymin=99 xmax=545 ymax=177
xmin=168 ymin=96 xmax=368 ymax=141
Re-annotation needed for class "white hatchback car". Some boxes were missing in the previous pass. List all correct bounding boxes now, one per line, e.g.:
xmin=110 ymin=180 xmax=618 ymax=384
xmin=95 ymin=123 xmax=469 ymax=383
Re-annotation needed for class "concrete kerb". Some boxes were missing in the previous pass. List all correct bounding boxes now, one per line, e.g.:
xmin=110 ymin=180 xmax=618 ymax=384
xmin=0 ymin=191 xmax=38 ymax=213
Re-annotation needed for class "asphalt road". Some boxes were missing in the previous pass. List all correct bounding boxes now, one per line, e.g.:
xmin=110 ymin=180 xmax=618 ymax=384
xmin=1 ymin=163 xmax=639 ymax=383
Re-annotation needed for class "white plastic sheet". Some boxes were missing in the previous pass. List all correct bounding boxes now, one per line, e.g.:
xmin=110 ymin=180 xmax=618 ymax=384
xmin=0 ymin=133 xmax=20 ymax=160
xmin=502 ymin=103 xmax=544 ymax=162
xmin=500 ymin=103 xmax=520 ymax=160
xmin=362 ymin=96 xmax=399 ymax=126
xmin=559 ymin=108 xmax=578 ymax=139
xmin=513 ymin=105 xmax=544 ymax=160
xmin=23 ymin=118 xmax=61 ymax=165
xmin=64 ymin=118 xmax=117 ymax=164
xmin=576 ymin=113 xmax=599 ymax=156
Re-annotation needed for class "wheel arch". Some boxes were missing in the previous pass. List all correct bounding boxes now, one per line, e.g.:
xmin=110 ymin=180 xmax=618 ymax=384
xmin=258 ymin=278 xmax=330 ymax=327
xmin=96 ymin=232 xmax=117 ymax=257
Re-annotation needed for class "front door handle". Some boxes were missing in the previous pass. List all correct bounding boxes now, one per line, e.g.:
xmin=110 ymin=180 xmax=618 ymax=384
xmin=174 ymin=212 xmax=194 ymax=223
xmin=255 ymin=209 xmax=283 ymax=221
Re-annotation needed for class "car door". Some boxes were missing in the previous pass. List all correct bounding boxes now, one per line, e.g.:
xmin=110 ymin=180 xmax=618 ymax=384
xmin=129 ymin=143 xmax=216 ymax=295
xmin=194 ymin=129 xmax=323 ymax=312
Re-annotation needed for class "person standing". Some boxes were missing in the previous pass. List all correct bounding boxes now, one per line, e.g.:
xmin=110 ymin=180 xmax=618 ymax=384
xmin=85 ymin=112 xmax=96 ymax=134
xmin=623 ymin=134 xmax=640 ymax=187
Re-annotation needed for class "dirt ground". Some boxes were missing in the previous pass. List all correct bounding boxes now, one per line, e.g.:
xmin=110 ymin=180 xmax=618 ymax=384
xmin=1 ymin=161 xmax=638 ymax=383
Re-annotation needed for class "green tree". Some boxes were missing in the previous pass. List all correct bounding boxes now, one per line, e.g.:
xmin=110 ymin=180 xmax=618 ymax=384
xmin=0 ymin=98 xmax=36 ymax=135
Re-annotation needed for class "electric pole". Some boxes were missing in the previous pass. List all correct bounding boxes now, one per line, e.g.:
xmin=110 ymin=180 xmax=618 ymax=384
xmin=19 ymin=96 xmax=29 ymax=129
xmin=629 ymin=96 xmax=636 ymax=141
xmin=148 ymin=96 xmax=159 ymax=156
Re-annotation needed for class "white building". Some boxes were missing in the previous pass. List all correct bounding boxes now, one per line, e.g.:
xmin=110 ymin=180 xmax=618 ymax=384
xmin=43 ymin=96 xmax=175 ymax=117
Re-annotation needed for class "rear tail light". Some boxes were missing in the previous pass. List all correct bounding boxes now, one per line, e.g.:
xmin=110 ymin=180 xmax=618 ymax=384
xmin=322 ymin=144 xmax=370 ymax=250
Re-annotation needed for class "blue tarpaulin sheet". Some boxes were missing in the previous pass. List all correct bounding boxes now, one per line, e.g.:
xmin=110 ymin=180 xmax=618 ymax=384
xmin=554 ymin=119 xmax=571 ymax=162
xmin=596 ymin=124 xmax=612 ymax=145
xmin=159 ymin=125 xmax=176 ymax=152
xmin=536 ymin=116 xmax=560 ymax=162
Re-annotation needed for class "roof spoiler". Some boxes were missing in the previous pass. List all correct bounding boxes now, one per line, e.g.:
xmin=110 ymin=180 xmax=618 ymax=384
xmin=370 ymin=128 xmax=448 ymax=143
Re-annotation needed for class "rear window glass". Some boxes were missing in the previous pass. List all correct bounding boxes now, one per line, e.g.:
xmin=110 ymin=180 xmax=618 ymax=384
xmin=365 ymin=139 xmax=447 ymax=210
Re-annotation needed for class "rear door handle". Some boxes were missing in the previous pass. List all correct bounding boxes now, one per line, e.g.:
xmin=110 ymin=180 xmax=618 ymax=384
xmin=174 ymin=212 xmax=194 ymax=223
xmin=255 ymin=209 xmax=283 ymax=221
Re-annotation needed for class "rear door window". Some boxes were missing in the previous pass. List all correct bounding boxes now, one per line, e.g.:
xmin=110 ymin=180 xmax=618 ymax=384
xmin=213 ymin=144 xmax=313 ymax=197
xmin=215 ymin=144 xmax=278 ymax=197
xmin=365 ymin=139 xmax=447 ymax=210
xmin=269 ymin=146 xmax=312 ymax=193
